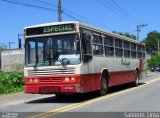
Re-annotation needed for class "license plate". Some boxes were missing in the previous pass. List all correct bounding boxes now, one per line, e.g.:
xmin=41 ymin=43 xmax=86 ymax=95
xmin=39 ymin=86 xmax=60 ymax=94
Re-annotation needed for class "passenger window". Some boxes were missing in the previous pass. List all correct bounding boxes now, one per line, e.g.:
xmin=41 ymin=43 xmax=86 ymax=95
xmin=93 ymin=34 xmax=103 ymax=55
xmin=137 ymin=45 xmax=142 ymax=51
xmin=93 ymin=35 xmax=103 ymax=44
xmin=105 ymin=46 xmax=114 ymax=56
xmin=115 ymin=48 xmax=123 ymax=57
xmin=104 ymin=36 xmax=113 ymax=46
xmin=93 ymin=44 xmax=103 ymax=55
xmin=124 ymin=50 xmax=130 ymax=58
xmin=138 ymin=52 xmax=142 ymax=58
xmin=131 ymin=51 xmax=136 ymax=58
xmin=123 ymin=41 xmax=130 ymax=49
xmin=115 ymin=38 xmax=122 ymax=48
xmin=131 ymin=43 xmax=136 ymax=51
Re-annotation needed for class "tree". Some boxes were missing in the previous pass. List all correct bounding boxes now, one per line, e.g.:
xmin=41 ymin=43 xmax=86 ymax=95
xmin=143 ymin=31 xmax=160 ymax=53
xmin=147 ymin=54 xmax=160 ymax=70
xmin=112 ymin=31 xmax=136 ymax=40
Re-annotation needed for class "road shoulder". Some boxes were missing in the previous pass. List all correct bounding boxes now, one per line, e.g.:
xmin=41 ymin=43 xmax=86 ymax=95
xmin=0 ymin=92 xmax=54 ymax=107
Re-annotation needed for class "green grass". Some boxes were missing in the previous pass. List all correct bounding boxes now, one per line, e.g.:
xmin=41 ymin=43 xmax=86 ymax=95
xmin=0 ymin=71 xmax=24 ymax=95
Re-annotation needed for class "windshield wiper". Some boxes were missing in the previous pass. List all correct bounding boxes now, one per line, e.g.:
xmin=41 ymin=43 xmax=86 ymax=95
xmin=57 ymin=58 xmax=67 ymax=67
xmin=52 ymin=51 xmax=69 ymax=67
xmin=34 ymin=62 xmax=38 ymax=69
xmin=34 ymin=52 xmax=43 ymax=69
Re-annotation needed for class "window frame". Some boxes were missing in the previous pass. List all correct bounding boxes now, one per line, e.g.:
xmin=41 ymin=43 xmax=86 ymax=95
xmin=92 ymin=33 xmax=104 ymax=56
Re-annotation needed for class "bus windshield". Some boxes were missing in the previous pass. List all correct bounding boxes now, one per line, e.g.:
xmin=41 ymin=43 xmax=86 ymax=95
xmin=25 ymin=34 xmax=80 ymax=67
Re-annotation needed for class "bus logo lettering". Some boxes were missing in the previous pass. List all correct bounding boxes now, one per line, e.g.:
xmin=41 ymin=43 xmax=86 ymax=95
xmin=121 ymin=59 xmax=131 ymax=67
xmin=43 ymin=24 xmax=74 ymax=33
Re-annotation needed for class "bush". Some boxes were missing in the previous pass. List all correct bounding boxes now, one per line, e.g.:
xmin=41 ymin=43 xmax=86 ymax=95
xmin=0 ymin=71 xmax=24 ymax=95
xmin=147 ymin=54 xmax=160 ymax=70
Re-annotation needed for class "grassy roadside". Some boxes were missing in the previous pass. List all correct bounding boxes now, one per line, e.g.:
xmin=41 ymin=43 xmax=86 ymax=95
xmin=0 ymin=71 xmax=24 ymax=95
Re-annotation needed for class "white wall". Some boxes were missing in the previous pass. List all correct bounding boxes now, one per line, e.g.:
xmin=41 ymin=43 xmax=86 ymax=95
xmin=1 ymin=49 xmax=24 ymax=72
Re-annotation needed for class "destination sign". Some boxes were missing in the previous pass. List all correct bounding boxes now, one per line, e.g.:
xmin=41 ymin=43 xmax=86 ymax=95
xmin=43 ymin=24 xmax=74 ymax=33
xmin=26 ymin=24 xmax=75 ymax=36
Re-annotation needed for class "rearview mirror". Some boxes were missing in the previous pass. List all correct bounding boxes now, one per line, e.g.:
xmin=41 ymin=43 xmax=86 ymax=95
xmin=82 ymin=32 xmax=92 ymax=54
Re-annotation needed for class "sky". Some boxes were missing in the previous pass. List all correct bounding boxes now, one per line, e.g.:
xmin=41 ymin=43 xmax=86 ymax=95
xmin=0 ymin=0 xmax=160 ymax=49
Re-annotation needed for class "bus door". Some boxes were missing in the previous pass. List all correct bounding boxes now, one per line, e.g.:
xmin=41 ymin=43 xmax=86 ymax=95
xmin=81 ymin=31 xmax=95 ymax=91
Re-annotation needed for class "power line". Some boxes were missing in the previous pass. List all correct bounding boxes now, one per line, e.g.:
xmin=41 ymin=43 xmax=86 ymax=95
xmin=35 ymin=0 xmax=56 ymax=7
xmin=35 ymin=0 xmax=138 ymax=27
xmin=98 ymin=0 xmax=147 ymax=26
xmin=0 ymin=0 xmax=82 ymax=21
xmin=62 ymin=11 xmax=83 ymax=22
xmin=34 ymin=0 xmax=100 ymax=24
xmin=33 ymin=0 xmax=82 ymax=21
xmin=1 ymin=0 xmax=113 ymax=30
xmin=61 ymin=7 xmax=112 ymax=29
xmin=24 ymin=0 xmax=114 ymax=30
xmin=97 ymin=0 xmax=129 ymax=21
xmin=108 ymin=0 xmax=143 ymax=24
xmin=1 ymin=0 xmax=58 ymax=12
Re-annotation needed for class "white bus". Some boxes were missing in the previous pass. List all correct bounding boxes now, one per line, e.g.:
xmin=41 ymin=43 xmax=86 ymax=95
xmin=24 ymin=21 xmax=147 ymax=96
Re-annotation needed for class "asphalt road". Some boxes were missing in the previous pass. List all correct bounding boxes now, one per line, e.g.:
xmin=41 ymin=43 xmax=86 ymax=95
xmin=0 ymin=72 xmax=160 ymax=118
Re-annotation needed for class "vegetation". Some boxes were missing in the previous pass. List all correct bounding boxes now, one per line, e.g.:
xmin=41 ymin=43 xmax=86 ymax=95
xmin=0 ymin=43 xmax=7 ymax=50
xmin=143 ymin=31 xmax=160 ymax=54
xmin=147 ymin=54 xmax=160 ymax=70
xmin=112 ymin=31 xmax=136 ymax=40
xmin=0 ymin=71 xmax=24 ymax=95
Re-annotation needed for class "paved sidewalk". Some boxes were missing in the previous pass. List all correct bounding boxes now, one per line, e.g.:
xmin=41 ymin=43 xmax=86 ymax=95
xmin=0 ymin=92 xmax=54 ymax=107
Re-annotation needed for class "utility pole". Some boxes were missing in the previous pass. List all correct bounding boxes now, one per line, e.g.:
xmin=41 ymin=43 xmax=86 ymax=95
xmin=8 ymin=42 xmax=14 ymax=49
xmin=58 ymin=0 xmax=62 ymax=22
xmin=18 ymin=34 xmax=23 ymax=48
xmin=136 ymin=24 xmax=147 ymax=41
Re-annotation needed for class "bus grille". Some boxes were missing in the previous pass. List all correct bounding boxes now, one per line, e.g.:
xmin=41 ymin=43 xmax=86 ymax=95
xmin=28 ymin=67 xmax=75 ymax=76
xmin=39 ymin=77 xmax=63 ymax=83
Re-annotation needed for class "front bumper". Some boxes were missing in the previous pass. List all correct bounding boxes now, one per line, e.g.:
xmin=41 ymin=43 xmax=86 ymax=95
xmin=24 ymin=83 xmax=83 ymax=94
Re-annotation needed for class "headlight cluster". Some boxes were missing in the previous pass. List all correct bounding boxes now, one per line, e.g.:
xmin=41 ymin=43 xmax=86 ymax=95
xmin=64 ymin=77 xmax=79 ymax=82
xmin=28 ymin=78 xmax=39 ymax=84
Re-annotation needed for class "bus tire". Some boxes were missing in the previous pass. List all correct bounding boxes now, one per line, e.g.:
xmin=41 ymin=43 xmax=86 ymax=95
xmin=134 ymin=70 xmax=139 ymax=87
xmin=98 ymin=74 xmax=108 ymax=96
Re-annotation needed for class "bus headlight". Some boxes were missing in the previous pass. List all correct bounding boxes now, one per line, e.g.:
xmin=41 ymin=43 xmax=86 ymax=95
xmin=64 ymin=77 xmax=70 ymax=82
xmin=27 ymin=78 xmax=39 ymax=84
xmin=28 ymin=79 xmax=33 ymax=83
xmin=63 ymin=77 xmax=80 ymax=82
xmin=34 ymin=79 xmax=39 ymax=83
xmin=71 ymin=77 xmax=75 ymax=82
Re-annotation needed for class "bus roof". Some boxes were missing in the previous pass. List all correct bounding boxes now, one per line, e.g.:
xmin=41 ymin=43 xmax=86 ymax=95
xmin=24 ymin=21 xmax=78 ymax=29
xmin=24 ymin=21 xmax=144 ymax=45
